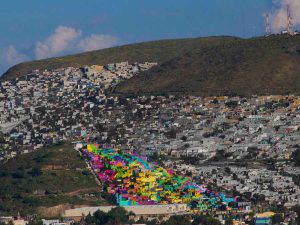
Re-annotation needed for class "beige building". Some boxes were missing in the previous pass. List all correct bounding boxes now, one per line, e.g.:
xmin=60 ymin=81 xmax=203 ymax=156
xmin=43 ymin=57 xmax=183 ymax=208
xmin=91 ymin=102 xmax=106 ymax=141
xmin=62 ymin=204 xmax=189 ymax=221
xmin=0 ymin=217 xmax=28 ymax=225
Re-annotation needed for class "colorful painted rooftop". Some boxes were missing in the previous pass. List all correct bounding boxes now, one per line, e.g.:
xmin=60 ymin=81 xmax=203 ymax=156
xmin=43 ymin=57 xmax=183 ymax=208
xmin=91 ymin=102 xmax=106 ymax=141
xmin=84 ymin=144 xmax=236 ymax=210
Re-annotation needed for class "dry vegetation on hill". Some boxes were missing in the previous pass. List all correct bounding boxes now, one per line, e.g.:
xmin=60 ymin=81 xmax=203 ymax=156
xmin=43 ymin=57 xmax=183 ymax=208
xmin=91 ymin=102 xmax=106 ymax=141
xmin=3 ymin=35 xmax=300 ymax=97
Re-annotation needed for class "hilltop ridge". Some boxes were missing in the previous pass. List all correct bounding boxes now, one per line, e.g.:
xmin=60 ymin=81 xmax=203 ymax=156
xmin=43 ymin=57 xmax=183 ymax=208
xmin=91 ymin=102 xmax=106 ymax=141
xmin=1 ymin=36 xmax=237 ymax=80
xmin=3 ymin=35 xmax=300 ymax=97
xmin=115 ymin=35 xmax=300 ymax=97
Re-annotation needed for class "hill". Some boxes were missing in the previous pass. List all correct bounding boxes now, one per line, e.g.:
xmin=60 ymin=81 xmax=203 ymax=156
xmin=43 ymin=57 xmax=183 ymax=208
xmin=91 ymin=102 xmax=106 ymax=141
xmin=0 ymin=143 xmax=108 ymax=217
xmin=3 ymin=35 xmax=300 ymax=97
xmin=1 ymin=36 xmax=238 ymax=80
xmin=115 ymin=35 xmax=300 ymax=97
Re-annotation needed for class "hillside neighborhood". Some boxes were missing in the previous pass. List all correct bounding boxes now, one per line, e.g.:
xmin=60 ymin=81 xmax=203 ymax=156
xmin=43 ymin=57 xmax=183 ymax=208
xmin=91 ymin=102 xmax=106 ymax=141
xmin=1 ymin=62 xmax=300 ymax=224
xmin=3 ymin=0 xmax=300 ymax=224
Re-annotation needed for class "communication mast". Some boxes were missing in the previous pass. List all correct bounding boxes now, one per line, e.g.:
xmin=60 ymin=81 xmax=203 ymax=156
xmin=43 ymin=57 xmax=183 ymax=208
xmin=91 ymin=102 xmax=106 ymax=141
xmin=265 ymin=13 xmax=271 ymax=36
xmin=287 ymin=4 xmax=293 ymax=35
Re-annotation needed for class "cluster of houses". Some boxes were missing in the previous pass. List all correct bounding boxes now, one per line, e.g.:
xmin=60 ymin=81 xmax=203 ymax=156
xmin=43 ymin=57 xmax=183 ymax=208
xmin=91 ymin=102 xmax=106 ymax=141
xmin=164 ymin=162 xmax=300 ymax=209
xmin=0 ymin=216 xmax=70 ymax=225
xmin=0 ymin=62 xmax=157 ymax=161
xmin=1 ymin=62 xmax=300 ymax=223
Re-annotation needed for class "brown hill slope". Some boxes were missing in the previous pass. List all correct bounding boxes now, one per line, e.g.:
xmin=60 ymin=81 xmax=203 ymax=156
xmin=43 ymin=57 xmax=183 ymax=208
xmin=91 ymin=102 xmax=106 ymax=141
xmin=115 ymin=35 xmax=300 ymax=97
xmin=1 ymin=36 xmax=237 ymax=80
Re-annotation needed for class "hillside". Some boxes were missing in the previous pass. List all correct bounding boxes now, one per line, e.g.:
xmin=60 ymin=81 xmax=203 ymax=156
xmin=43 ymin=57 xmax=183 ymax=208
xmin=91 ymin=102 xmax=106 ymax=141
xmin=3 ymin=35 xmax=300 ymax=97
xmin=1 ymin=36 xmax=238 ymax=80
xmin=0 ymin=143 xmax=108 ymax=217
xmin=115 ymin=35 xmax=300 ymax=97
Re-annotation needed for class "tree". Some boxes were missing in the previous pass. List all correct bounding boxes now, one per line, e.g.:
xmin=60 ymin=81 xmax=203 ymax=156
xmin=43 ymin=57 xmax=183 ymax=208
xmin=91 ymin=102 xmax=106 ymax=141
xmin=30 ymin=167 xmax=42 ymax=177
xmin=149 ymin=152 xmax=159 ymax=161
xmin=228 ymin=201 xmax=237 ymax=209
xmin=85 ymin=213 xmax=95 ymax=225
xmin=146 ymin=219 xmax=160 ymax=225
xmin=192 ymin=215 xmax=221 ymax=225
xmin=232 ymin=173 xmax=238 ymax=180
xmin=186 ymin=171 xmax=193 ymax=176
xmin=225 ymin=167 xmax=231 ymax=174
xmin=107 ymin=207 xmax=129 ymax=225
xmin=252 ymin=194 xmax=265 ymax=204
xmin=212 ymin=99 xmax=219 ymax=104
xmin=225 ymin=217 xmax=234 ymax=225
xmin=118 ymin=97 xmax=128 ymax=106
xmin=93 ymin=210 xmax=109 ymax=225
xmin=181 ymin=136 xmax=188 ymax=142
xmin=162 ymin=215 xmax=191 ymax=225
xmin=136 ymin=216 xmax=147 ymax=224
xmin=11 ymin=171 xmax=26 ymax=179
xmin=271 ymin=214 xmax=284 ymax=225
xmin=28 ymin=220 xmax=43 ymax=225
xmin=292 ymin=148 xmax=300 ymax=166
xmin=101 ymin=192 xmax=117 ymax=205
xmin=225 ymin=101 xmax=238 ymax=108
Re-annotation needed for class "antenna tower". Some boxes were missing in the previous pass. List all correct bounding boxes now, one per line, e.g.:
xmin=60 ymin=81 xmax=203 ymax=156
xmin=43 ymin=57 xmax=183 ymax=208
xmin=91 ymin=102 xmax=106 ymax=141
xmin=287 ymin=4 xmax=293 ymax=35
xmin=265 ymin=13 xmax=271 ymax=36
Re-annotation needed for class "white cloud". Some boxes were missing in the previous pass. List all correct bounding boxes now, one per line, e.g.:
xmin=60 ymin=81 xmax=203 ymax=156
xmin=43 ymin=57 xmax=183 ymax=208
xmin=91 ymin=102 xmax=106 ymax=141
xmin=0 ymin=26 xmax=118 ymax=73
xmin=34 ymin=26 xmax=118 ymax=59
xmin=1 ymin=45 xmax=28 ymax=66
xmin=35 ymin=26 xmax=82 ymax=59
xmin=78 ymin=34 xmax=118 ymax=52
xmin=271 ymin=0 xmax=300 ymax=32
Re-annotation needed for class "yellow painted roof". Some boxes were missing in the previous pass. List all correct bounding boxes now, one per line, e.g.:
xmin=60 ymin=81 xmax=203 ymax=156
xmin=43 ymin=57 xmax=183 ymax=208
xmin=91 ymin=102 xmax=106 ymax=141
xmin=255 ymin=211 xmax=275 ymax=218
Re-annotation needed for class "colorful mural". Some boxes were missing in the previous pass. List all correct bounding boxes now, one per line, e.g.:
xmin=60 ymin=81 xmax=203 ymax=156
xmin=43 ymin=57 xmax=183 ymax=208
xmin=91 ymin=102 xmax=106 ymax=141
xmin=84 ymin=144 xmax=235 ymax=210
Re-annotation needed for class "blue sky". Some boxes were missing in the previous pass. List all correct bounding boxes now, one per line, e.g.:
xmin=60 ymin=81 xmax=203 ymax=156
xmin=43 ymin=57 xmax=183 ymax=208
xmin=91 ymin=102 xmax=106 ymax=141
xmin=0 ymin=0 xmax=291 ymax=74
